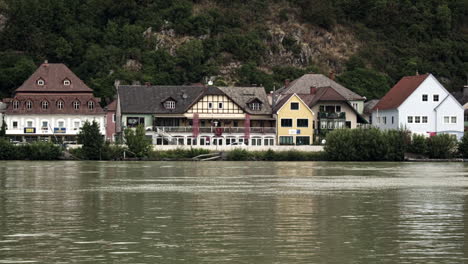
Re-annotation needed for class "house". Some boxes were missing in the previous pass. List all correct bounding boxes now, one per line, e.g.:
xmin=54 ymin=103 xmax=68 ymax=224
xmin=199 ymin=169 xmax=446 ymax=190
xmin=104 ymin=100 xmax=117 ymax=142
xmin=2 ymin=62 xmax=106 ymax=143
xmin=276 ymin=73 xmax=366 ymax=114
xmin=451 ymin=84 xmax=468 ymax=131
xmin=363 ymin=99 xmax=379 ymax=124
xmin=117 ymin=84 xmax=276 ymax=146
xmin=372 ymin=74 xmax=464 ymax=139
xmin=273 ymin=94 xmax=314 ymax=145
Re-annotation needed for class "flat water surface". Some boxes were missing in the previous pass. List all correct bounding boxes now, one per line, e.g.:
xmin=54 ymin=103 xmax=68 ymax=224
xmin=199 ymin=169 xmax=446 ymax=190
xmin=0 ymin=161 xmax=467 ymax=263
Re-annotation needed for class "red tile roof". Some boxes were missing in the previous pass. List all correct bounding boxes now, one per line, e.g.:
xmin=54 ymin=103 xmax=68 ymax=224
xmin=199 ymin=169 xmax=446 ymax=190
xmin=15 ymin=63 xmax=93 ymax=93
xmin=373 ymin=74 xmax=430 ymax=110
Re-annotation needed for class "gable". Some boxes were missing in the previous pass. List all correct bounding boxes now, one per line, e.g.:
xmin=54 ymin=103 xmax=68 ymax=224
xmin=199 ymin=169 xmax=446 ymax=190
xmin=276 ymin=94 xmax=314 ymax=116
xmin=187 ymin=95 xmax=244 ymax=114
xmin=374 ymin=74 xmax=429 ymax=110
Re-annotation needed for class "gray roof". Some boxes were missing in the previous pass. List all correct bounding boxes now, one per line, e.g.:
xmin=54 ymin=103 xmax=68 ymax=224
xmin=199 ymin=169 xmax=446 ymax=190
xmin=364 ymin=99 xmax=380 ymax=114
xmin=118 ymin=85 xmax=205 ymax=114
xmin=217 ymin=86 xmax=272 ymax=115
xmin=277 ymin=74 xmax=365 ymax=101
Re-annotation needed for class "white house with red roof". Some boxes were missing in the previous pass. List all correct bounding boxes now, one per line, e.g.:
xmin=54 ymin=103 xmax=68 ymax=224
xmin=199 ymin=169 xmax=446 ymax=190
xmin=2 ymin=62 xmax=107 ymax=143
xmin=372 ymin=73 xmax=464 ymax=139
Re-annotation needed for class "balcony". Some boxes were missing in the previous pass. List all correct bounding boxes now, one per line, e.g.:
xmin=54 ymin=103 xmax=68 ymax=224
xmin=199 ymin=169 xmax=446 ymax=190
xmin=153 ymin=126 xmax=276 ymax=134
xmin=318 ymin=112 xmax=346 ymax=119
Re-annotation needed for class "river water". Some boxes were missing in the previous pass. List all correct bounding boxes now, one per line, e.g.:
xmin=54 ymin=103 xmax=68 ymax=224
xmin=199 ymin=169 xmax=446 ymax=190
xmin=0 ymin=161 xmax=467 ymax=263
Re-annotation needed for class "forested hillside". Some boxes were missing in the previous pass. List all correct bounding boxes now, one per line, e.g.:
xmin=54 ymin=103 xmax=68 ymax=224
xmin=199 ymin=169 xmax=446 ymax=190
xmin=0 ymin=0 xmax=466 ymax=103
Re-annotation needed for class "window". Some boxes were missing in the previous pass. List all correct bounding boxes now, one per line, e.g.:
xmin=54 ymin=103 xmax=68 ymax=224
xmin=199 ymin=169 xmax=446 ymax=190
xmin=415 ymin=116 xmax=421 ymax=123
xmin=57 ymin=101 xmax=64 ymax=109
xmin=433 ymin=94 xmax=439 ymax=102
xmin=13 ymin=101 xmax=19 ymax=109
xmin=422 ymin=94 xmax=428 ymax=101
xmin=58 ymin=121 xmax=65 ymax=128
xmin=451 ymin=116 xmax=457 ymax=124
xmin=383 ymin=116 xmax=387 ymax=124
xmin=208 ymin=102 xmax=213 ymax=109
xmin=37 ymin=79 xmax=45 ymax=86
xmin=73 ymin=101 xmax=80 ymax=110
xmin=422 ymin=116 xmax=428 ymax=123
xmin=408 ymin=116 xmax=413 ymax=123
xmin=41 ymin=101 xmax=48 ymax=110
xmin=319 ymin=105 xmax=325 ymax=112
xmin=279 ymin=136 xmax=294 ymax=145
xmin=26 ymin=100 xmax=32 ymax=110
xmin=41 ymin=121 xmax=48 ymax=130
xmin=127 ymin=117 xmax=145 ymax=128
xmin=296 ymin=136 xmax=310 ymax=146
xmin=250 ymin=102 xmax=261 ymax=111
xmin=297 ymin=119 xmax=309 ymax=127
xmin=290 ymin=102 xmax=299 ymax=110
xmin=264 ymin=138 xmax=274 ymax=146
xmin=281 ymin=119 xmax=293 ymax=127
xmin=164 ymin=100 xmax=175 ymax=109
xmin=352 ymin=103 xmax=358 ymax=109
xmin=88 ymin=101 xmax=94 ymax=110
xmin=27 ymin=121 xmax=33 ymax=127
xmin=63 ymin=79 xmax=71 ymax=86
xmin=218 ymin=102 xmax=223 ymax=109
xmin=74 ymin=121 xmax=80 ymax=130
xmin=336 ymin=105 xmax=341 ymax=112
xmin=391 ymin=116 xmax=394 ymax=124
xmin=112 ymin=114 xmax=116 ymax=123
xmin=12 ymin=121 xmax=18 ymax=129
xmin=444 ymin=116 xmax=450 ymax=123
xmin=251 ymin=138 xmax=262 ymax=146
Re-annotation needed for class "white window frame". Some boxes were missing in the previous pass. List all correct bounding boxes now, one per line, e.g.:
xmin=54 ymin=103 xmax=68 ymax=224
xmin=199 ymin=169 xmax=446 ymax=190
xmin=63 ymin=79 xmax=71 ymax=86
xmin=26 ymin=101 xmax=33 ymax=110
xmin=37 ymin=79 xmax=45 ymax=86
xmin=57 ymin=101 xmax=64 ymax=109
xmin=12 ymin=121 xmax=18 ymax=129
xmin=422 ymin=94 xmax=428 ymax=102
xmin=433 ymin=94 xmax=439 ymax=102
xmin=208 ymin=102 xmax=213 ymax=109
xmin=451 ymin=116 xmax=457 ymax=124
xmin=88 ymin=101 xmax=94 ymax=110
xmin=73 ymin=101 xmax=80 ymax=110
xmin=13 ymin=101 xmax=19 ymax=109
xmin=408 ymin=116 xmax=413 ymax=123
xmin=290 ymin=102 xmax=299 ymax=110
xmin=444 ymin=116 xmax=450 ymax=124
xmin=415 ymin=116 xmax=421 ymax=123
xmin=422 ymin=116 xmax=428 ymax=123
xmin=41 ymin=101 xmax=49 ymax=110
xmin=164 ymin=100 xmax=176 ymax=110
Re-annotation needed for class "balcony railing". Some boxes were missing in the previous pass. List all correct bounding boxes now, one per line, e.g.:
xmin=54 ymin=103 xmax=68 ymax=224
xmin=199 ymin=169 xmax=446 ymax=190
xmin=318 ymin=112 xmax=346 ymax=119
xmin=153 ymin=126 xmax=276 ymax=134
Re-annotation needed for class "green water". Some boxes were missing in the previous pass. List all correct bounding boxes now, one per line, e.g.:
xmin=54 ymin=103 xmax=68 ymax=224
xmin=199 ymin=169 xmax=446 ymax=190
xmin=0 ymin=161 xmax=467 ymax=263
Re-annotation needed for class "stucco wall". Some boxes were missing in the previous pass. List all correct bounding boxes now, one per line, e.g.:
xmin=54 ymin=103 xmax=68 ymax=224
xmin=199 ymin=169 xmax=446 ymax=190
xmin=310 ymin=101 xmax=358 ymax=129
xmin=276 ymin=94 xmax=314 ymax=144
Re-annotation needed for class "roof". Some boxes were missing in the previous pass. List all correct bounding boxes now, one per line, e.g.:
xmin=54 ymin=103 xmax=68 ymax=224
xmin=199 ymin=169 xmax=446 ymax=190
xmin=364 ymin=99 xmax=380 ymax=115
xmin=106 ymin=100 xmax=117 ymax=111
xmin=5 ymin=95 xmax=105 ymax=115
xmin=217 ymin=86 xmax=272 ymax=115
xmin=15 ymin=63 xmax=93 ymax=93
xmin=373 ymin=74 xmax=429 ymax=110
xmin=277 ymin=74 xmax=365 ymax=101
xmin=118 ymin=85 xmax=205 ymax=114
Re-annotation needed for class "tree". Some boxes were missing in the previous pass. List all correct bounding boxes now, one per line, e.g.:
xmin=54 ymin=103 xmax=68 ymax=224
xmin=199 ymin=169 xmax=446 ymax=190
xmin=0 ymin=116 xmax=7 ymax=138
xmin=459 ymin=133 xmax=468 ymax=158
xmin=124 ymin=124 xmax=152 ymax=158
xmin=77 ymin=120 xmax=104 ymax=160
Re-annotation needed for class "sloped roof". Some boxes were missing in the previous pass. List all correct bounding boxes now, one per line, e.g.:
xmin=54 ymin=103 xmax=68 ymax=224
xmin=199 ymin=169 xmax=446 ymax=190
xmin=106 ymin=100 xmax=117 ymax=111
xmin=277 ymin=74 xmax=365 ymax=101
xmin=5 ymin=95 xmax=105 ymax=115
xmin=15 ymin=63 xmax=93 ymax=93
xmin=373 ymin=74 xmax=429 ymax=110
xmin=118 ymin=85 xmax=205 ymax=114
xmin=217 ymin=86 xmax=272 ymax=115
xmin=364 ymin=99 xmax=380 ymax=115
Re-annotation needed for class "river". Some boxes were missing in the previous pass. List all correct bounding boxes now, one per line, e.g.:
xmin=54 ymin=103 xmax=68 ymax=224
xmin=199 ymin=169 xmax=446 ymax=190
xmin=0 ymin=161 xmax=467 ymax=263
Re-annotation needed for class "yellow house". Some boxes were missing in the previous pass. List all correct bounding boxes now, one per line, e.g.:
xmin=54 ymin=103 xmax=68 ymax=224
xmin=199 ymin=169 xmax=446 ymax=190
xmin=274 ymin=93 xmax=314 ymax=145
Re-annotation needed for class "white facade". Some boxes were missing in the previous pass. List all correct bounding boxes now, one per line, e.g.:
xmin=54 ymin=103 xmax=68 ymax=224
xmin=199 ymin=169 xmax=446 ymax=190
xmin=372 ymin=74 xmax=464 ymax=139
xmin=5 ymin=114 xmax=106 ymax=138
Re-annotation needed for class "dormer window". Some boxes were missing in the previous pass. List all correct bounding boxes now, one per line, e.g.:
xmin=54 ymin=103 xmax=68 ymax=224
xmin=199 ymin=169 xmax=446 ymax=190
xmin=12 ymin=101 xmax=19 ymax=110
xmin=73 ymin=101 xmax=80 ymax=110
xmin=41 ymin=101 xmax=49 ymax=110
xmin=37 ymin=79 xmax=45 ymax=86
xmin=164 ymin=100 xmax=176 ymax=110
xmin=88 ymin=101 xmax=94 ymax=110
xmin=57 ymin=100 xmax=64 ymax=109
xmin=26 ymin=100 xmax=33 ymax=110
xmin=63 ymin=79 xmax=71 ymax=86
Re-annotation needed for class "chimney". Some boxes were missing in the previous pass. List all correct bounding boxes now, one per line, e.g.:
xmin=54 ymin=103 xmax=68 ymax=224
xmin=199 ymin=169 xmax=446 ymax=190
xmin=284 ymin=79 xmax=290 ymax=88
xmin=464 ymin=85 xmax=468 ymax=97
xmin=329 ymin=70 xmax=335 ymax=80
xmin=310 ymin=86 xmax=317 ymax=95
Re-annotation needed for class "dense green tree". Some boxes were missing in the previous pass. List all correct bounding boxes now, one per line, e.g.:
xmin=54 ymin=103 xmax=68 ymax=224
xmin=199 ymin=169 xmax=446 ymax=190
xmin=124 ymin=125 xmax=152 ymax=158
xmin=77 ymin=120 xmax=104 ymax=160
xmin=337 ymin=68 xmax=391 ymax=99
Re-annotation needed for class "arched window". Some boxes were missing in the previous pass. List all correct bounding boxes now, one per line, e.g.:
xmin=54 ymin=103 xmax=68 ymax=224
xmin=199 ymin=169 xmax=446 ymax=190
xmin=57 ymin=100 xmax=64 ymax=109
xmin=73 ymin=101 xmax=80 ymax=110
xmin=37 ymin=79 xmax=45 ymax=86
xmin=41 ymin=101 xmax=49 ymax=109
xmin=12 ymin=101 xmax=19 ymax=110
xmin=63 ymin=79 xmax=71 ymax=86
xmin=88 ymin=101 xmax=94 ymax=110
xmin=26 ymin=100 xmax=33 ymax=110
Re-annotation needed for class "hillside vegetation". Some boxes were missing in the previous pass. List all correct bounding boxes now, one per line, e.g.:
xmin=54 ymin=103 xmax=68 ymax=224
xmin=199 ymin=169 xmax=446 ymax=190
xmin=0 ymin=0 xmax=466 ymax=103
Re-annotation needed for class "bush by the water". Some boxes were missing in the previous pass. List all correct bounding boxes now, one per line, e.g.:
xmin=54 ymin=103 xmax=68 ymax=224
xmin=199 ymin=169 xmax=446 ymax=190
xmin=226 ymin=148 xmax=326 ymax=161
xmin=324 ymin=128 xmax=408 ymax=161
xmin=0 ymin=139 xmax=61 ymax=160
xmin=426 ymin=134 xmax=458 ymax=159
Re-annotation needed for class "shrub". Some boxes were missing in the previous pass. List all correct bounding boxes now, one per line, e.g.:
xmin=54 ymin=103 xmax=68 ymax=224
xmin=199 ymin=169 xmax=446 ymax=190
xmin=0 ymin=139 xmax=18 ymax=160
xmin=408 ymin=134 xmax=428 ymax=155
xmin=226 ymin=148 xmax=251 ymax=161
xmin=426 ymin=134 xmax=458 ymax=159
xmin=124 ymin=125 xmax=152 ymax=158
xmin=148 ymin=148 xmax=210 ymax=160
xmin=78 ymin=120 xmax=104 ymax=160
xmin=0 ymin=140 xmax=61 ymax=160
xmin=459 ymin=132 xmax=468 ymax=158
